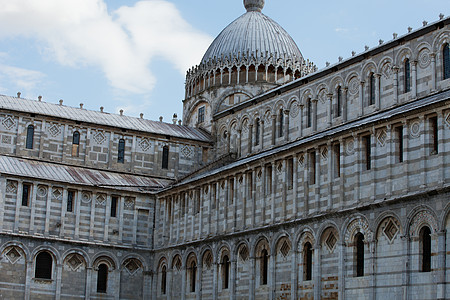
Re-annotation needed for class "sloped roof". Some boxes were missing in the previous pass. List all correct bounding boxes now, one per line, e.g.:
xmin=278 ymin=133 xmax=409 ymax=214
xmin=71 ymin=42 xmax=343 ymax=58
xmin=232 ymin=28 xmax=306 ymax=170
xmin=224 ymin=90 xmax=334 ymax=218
xmin=0 ymin=155 xmax=173 ymax=193
xmin=0 ymin=95 xmax=211 ymax=143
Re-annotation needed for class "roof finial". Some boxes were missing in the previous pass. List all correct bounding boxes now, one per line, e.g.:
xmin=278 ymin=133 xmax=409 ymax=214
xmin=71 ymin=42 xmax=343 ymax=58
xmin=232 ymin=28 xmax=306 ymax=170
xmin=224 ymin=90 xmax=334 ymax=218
xmin=244 ymin=0 xmax=264 ymax=12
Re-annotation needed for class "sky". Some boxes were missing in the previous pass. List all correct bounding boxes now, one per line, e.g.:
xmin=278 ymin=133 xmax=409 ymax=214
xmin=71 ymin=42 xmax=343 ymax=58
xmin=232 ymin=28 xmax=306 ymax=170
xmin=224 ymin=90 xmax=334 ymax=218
xmin=0 ymin=0 xmax=447 ymax=123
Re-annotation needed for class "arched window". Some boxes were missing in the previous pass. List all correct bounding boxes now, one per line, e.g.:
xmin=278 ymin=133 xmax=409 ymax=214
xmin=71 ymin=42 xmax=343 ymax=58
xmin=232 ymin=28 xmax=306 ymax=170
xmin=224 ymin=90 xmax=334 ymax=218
xmin=261 ymin=249 xmax=268 ymax=285
xmin=307 ymin=99 xmax=312 ymax=128
xmin=118 ymin=139 xmax=125 ymax=163
xmin=72 ymin=131 xmax=80 ymax=157
xmin=35 ymin=251 xmax=52 ymax=279
xmin=26 ymin=125 xmax=34 ymax=149
xmin=336 ymin=86 xmax=342 ymax=117
xmin=255 ymin=118 xmax=260 ymax=146
xmin=222 ymin=255 xmax=230 ymax=289
xmin=278 ymin=109 xmax=284 ymax=138
xmin=189 ymin=261 xmax=197 ymax=293
xmin=162 ymin=146 xmax=169 ymax=169
xmin=303 ymin=242 xmax=313 ymax=281
xmin=355 ymin=233 xmax=365 ymax=277
xmin=444 ymin=43 xmax=450 ymax=80
xmin=404 ymin=59 xmax=411 ymax=93
xmin=420 ymin=226 xmax=432 ymax=272
xmin=97 ymin=263 xmax=108 ymax=293
xmin=369 ymin=73 xmax=375 ymax=106
xmin=161 ymin=265 xmax=167 ymax=295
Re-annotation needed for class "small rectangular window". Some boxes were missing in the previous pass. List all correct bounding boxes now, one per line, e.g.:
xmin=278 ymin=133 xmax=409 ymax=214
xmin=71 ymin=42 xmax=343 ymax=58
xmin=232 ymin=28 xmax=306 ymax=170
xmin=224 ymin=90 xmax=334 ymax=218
xmin=26 ymin=125 xmax=34 ymax=149
xmin=363 ymin=136 xmax=372 ymax=170
xmin=118 ymin=139 xmax=125 ymax=163
xmin=266 ymin=165 xmax=272 ymax=195
xmin=287 ymin=158 xmax=294 ymax=189
xmin=22 ymin=183 xmax=31 ymax=206
xmin=162 ymin=146 xmax=169 ymax=170
xmin=67 ymin=190 xmax=75 ymax=212
xmin=198 ymin=106 xmax=205 ymax=124
xmin=229 ymin=179 xmax=234 ymax=205
xmin=111 ymin=196 xmax=118 ymax=217
xmin=430 ymin=116 xmax=438 ymax=154
xmin=309 ymin=151 xmax=316 ymax=185
xmin=334 ymin=144 xmax=341 ymax=178
xmin=396 ymin=126 xmax=404 ymax=163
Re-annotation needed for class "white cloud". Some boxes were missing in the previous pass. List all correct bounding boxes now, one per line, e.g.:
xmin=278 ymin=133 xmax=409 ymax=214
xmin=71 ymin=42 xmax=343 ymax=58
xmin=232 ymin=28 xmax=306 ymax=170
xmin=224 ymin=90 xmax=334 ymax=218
xmin=0 ymin=0 xmax=212 ymax=95
xmin=0 ymin=64 xmax=46 ymax=96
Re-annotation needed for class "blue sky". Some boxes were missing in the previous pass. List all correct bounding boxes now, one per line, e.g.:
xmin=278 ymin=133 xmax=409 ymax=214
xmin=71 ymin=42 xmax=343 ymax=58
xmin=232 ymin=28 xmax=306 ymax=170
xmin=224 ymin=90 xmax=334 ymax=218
xmin=0 ymin=0 xmax=447 ymax=123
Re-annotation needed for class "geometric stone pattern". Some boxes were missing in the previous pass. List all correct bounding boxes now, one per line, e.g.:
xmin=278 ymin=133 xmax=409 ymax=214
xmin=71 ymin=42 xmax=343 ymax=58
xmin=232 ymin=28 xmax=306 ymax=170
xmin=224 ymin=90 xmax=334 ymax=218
xmin=5 ymin=247 xmax=21 ymax=264
xmin=1 ymin=116 xmax=15 ymax=130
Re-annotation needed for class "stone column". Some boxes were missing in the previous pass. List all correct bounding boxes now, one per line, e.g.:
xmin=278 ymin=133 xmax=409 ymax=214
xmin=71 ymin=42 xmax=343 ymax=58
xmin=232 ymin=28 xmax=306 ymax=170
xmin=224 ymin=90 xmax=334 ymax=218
xmin=312 ymin=99 xmax=318 ymax=131
xmin=359 ymin=81 xmax=365 ymax=116
xmin=251 ymin=169 xmax=256 ymax=227
xmin=401 ymin=235 xmax=411 ymax=299
xmin=224 ymin=180 xmax=228 ymax=232
xmin=339 ymin=139 xmax=345 ymax=208
xmin=55 ymin=263 xmax=63 ymax=300
xmin=24 ymin=259 xmax=33 ymax=300
xmin=0 ymin=178 xmax=6 ymax=231
xmin=393 ymin=66 xmax=399 ymax=104
xmin=293 ymin=155 xmax=298 ymax=218
xmin=213 ymin=260 xmax=218 ymax=300
xmin=249 ymin=255 xmax=255 ymax=300
xmin=181 ymin=266 xmax=186 ymax=300
xmin=14 ymin=180 xmax=23 ymax=232
xmin=85 ymin=267 xmax=92 ymax=299
xmin=327 ymin=93 xmax=333 ymax=127
xmin=260 ymin=119 xmax=265 ymax=149
xmin=327 ymin=142 xmax=333 ymax=208
xmin=271 ymin=115 xmax=276 ymax=145
xmin=215 ymin=182 xmax=220 ymax=235
xmin=60 ymin=188 xmax=68 ymax=238
xmin=299 ymin=105 xmax=304 ymax=138
xmin=237 ymin=129 xmax=242 ymax=157
xmin=303 ymin=152 xmax=309 ymax=214
xmin=199 ymin=189 xmax=204 ymax=237
xmin=231 ymin=258 xmax=237 ymax=300
xmin=261 ymin=165 xmax=266 ymax=225
xmin=74 ymin=189 xmax=82 ymax=239
xmin=271 ymin=161 xmax=276 ymax=223
xmin=314 ymin=149 xmax=320 ymax=212
xmin=338 ymin=243 xmax=345 ymax=300
xmin=197 ymin=263 xmax=202 ymax=300
xmin=248 ymin=124 xmax=253 ymax=154
xmin=29 ymin=182 xmax=38 ymax=234
xmin=284 ymin=109 xmax=290 ymax=141
xmin=313 ymin=245 xmax=321 ymax=300
xmin=291 ymin=247 xmax=298 ymax=300
xmin=232 ymin=177 xmax=237 ymax=231
xmin=386 ymin=126 xmax=393 ymax=197
xmin=431 ymin=53 xmax=437 ymax=91
xmin=375 ymin=73 xmax=381 ymax=110
xmin=437 ymin=231 xmax=446 ymax=299
xmin=343 ymin=87 xmax=348 ymax=122
xmin=411 ymin=60 xmax=417 ymax=98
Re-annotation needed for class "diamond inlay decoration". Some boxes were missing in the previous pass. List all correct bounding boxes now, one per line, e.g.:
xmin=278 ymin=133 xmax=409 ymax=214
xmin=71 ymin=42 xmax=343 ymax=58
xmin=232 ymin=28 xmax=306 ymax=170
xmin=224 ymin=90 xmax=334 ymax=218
xmin=2 ymin=116 xmax=15 ymax=130
xmin=445 ymin=112 xmax=450 ymax=128
xmin=383 ymin=219 xmax=399 ymax=243
xmin=138 ymin=138 xmax=151 ymax=152
xmin=280 ymin=241 xmax=291 ymax=257
xmin=257 ymin=169 xmax=262 ymax=180
xmin=96 ymin=194 xmax=106 ymax=206
xmin=6 ymin=181 xmax=17 ymax=194
xmin=67 ymin=254 xmax=83 ymax=271
xmin=321 ymin=147 xmax=328 ymax=160
xmin=239 ymin=246 xmax=249 ymax=262
xmin=277 ymin=162 xmax=283 ymax=174
xmin=52 ymin=188 xmax=63 ymax=200
xmin=181 ymin=145 xmax=194 ymax=159
xmin=5 ymin=247 xmax=21 ymax=264
xmin=377 ymin=129 xmax=387 ymax=147
xmin=325 ymin=232 xmax=337 ymax=253
xmin=124 ymin=259 xmax=141 ymax=276
xmin=124 ymin=197 xmax=134 ymax=209
xmin=298 ymin=154 xmax=305 ymax=167
xmin=93 ymin=131 xmax=106 ymax=145
xmin=48 ymin=124 xmax=61 ymax=137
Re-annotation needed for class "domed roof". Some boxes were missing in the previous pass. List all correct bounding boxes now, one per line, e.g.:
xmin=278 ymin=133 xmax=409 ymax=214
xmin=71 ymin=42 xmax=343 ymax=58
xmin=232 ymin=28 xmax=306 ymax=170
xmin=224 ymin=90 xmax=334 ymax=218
xmin=201 ymin=0 xmax=303 ymax=64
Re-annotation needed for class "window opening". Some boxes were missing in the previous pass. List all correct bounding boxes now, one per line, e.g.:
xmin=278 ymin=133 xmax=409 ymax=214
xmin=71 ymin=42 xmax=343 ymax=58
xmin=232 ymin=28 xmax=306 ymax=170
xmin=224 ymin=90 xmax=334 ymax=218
xmin=111 ymin=196 xmax=118 ymax=217
xmin=161 ymin=266 xmax=167 ymax=295
xmin=222 ymin=255 xmax=230 ymax=289
xmin=396 ymin=126 xmax=404 ymax=163
xmin=97 ymin=263 xmax=108 ymax=293
xmin=369 ymin=73 xmax=375 ymax=106
xmin=355 ymin=233 xmax=365 ymax=277
xmin=307 ymin=99 xmax=312 ymax=128
xmin=162 ymin=146 xmax=169 ymax=169
xmin=118 ymin=139 xmax=125 ymax=163
xmin=261 ymin=249 xmax=268 ymax=285
xmin=304 ymin=242 xmax=313 ymax=281
xmin=278 ymin=109 xmax=284 ymax=138
xmin=420 ymin=226 xmax=432 ymax=272
xmin=198 ymin=106 xmax=205 ymax=124
xmin=255 ymin=118 xmax=260 ymax=146
xmin=67 ymin=190 xmax=75 ymax=212
xmin=310 ymin=151 xmax=316 ymax=184
xmin=364 ymin=136 xmax=372 ymax=170
xmin=72 ymin=131 xmax=80 ymax=157
xmin=404 ymin=59 xmax=411 ymax=93
xmin=337 ymin=86 xmax=342 ymax=117
xmin=35 ymin=252 xmax=52 ymax=279
xmin=190 ymin=261 xmax=197 ymax=293
xmin=430 ymin=116 xmax=438 ymax=154
xmin=444 ymin=43 xmax=450 ymax=80
xmin=26 ymin=125 xmax=34 ymax=149
xmin=22 ymin=183 xmax=31 ymax=206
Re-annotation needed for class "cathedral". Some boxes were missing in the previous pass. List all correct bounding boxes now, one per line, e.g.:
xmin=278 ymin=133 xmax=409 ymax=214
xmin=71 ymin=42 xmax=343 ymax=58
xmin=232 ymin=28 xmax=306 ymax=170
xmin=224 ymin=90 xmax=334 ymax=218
xmin=0 ymin=0 xmax=449 ymax=299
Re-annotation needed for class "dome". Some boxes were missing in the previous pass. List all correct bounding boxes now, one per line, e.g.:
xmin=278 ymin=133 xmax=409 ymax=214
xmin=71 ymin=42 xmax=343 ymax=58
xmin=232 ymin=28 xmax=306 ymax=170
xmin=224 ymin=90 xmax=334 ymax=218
xmin=201 ymin=1 xmax=303 ymax=64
